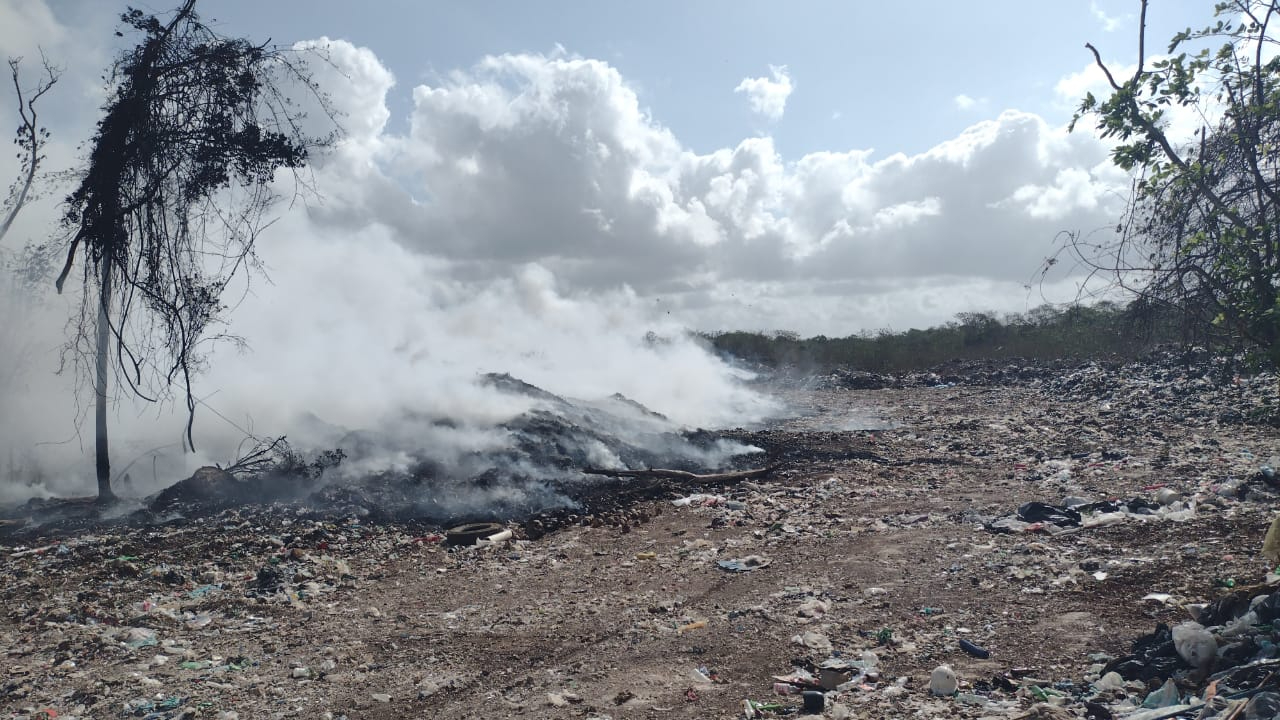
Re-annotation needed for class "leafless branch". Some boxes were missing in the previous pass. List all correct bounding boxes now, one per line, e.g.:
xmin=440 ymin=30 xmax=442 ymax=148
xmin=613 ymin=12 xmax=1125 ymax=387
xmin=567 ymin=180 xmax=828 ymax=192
xmin=0 ymin=50 xmax=61 ymax=243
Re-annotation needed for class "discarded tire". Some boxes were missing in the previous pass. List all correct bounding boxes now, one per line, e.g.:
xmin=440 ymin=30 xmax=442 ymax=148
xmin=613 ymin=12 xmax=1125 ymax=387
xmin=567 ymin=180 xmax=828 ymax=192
xmin=445 ymin=522 xmax=505 ymax=547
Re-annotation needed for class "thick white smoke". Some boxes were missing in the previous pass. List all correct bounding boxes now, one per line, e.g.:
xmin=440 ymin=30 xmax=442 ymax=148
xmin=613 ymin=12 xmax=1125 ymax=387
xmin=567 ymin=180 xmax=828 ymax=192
xmin=0 ymin=39 xmax=781 ymax=505
xmin=0 ymin=216 xmax=778 ymax=502
xmin=195 ymin=217 xmax=777 ymax=469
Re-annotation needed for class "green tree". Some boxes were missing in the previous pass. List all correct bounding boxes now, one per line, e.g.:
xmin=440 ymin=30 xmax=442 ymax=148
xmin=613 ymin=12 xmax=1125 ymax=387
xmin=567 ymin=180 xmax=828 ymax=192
xmin=54 ymin=1 xmax=335 ymax=501
xmin=1066 ymin=0 xmax=1280 ymax=361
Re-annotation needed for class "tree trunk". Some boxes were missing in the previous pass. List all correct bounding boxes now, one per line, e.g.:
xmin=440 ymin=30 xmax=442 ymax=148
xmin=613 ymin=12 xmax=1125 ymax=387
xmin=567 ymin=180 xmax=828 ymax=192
xmin=94 ymin=256 xmax=115 ymax=502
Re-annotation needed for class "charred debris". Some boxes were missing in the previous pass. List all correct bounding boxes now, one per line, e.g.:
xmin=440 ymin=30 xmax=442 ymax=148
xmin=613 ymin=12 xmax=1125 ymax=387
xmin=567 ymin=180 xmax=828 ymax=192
xmin=0 ymin=372 xmax=774 ymax=541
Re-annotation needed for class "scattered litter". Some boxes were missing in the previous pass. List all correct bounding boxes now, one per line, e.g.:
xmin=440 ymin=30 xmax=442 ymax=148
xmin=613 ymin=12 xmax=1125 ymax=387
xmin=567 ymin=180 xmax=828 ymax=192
xmin=1171 ymin=621 xmax=1216 ymax=669
xmin=673 ymin=494 xmax=727 ymax=507
xmin=929 ymin=665 xmax=958 ymax=696
xmin=718 ymin=555 xmax=771 ymax=572
xmin=801 ymin=689 xmax=824 ymax=713
xmin=791 ymin=630 xmax=833 ymax=654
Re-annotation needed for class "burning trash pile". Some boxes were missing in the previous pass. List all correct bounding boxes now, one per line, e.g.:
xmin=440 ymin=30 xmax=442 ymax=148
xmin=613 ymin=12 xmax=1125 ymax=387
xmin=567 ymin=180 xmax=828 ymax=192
xmin=0 ymin=372 xmax=765 ymax=540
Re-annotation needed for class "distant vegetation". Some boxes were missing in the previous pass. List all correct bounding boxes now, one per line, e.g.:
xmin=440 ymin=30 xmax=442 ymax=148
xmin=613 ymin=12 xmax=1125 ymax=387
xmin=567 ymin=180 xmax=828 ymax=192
xmin=704 ymin=300 xmax=1232 ymax=373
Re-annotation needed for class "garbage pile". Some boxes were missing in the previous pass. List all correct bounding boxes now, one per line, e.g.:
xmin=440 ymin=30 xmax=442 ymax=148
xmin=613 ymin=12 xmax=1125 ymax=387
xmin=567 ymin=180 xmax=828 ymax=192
xmin=981 ymin=453 xmax=1280 ymax=538
xmin=1028 ymin=580 xmax=1280 ymax=720
xmin=1037 ymin=351 xmax=1277 ymax=428
xmin=985 ymin=495 xmax=1197 ymax=535
xmin=819 ymin=369 xmax=900 ymax=391
xmin=0 ymin=373 xmax=763 ymax=540
xmin=809 ymin=358 xmax=1069 ymax=392
xmin=801 ymin=350 xmax=1278 ymax=431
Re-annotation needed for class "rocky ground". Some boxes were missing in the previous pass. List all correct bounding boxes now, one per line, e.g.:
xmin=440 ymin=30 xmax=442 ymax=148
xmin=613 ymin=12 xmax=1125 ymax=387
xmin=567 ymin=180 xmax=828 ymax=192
xmin=4 ymin=353 xmax=1280 ymax=719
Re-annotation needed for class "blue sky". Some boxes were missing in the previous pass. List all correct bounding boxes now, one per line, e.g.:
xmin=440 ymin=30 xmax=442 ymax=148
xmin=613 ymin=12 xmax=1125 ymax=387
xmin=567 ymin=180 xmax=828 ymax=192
xmin=5 ymin=0 xmax=1196 ymax=151
xmin=194 ymin=0 xmax=1199 ymax=157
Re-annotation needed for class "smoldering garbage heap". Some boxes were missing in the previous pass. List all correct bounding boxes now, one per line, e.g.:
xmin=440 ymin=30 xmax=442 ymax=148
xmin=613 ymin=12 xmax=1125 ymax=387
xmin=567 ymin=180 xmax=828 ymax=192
xmin=0 ymin=373 xmax=763 ymax=539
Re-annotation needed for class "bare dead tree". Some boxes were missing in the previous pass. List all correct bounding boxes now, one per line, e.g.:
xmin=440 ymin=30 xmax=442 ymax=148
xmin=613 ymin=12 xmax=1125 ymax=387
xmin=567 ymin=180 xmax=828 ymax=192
xmin=1 ymin=51 xmax=59 ymax=244
xmin=55 ymin=1 xmax=338 ymax=501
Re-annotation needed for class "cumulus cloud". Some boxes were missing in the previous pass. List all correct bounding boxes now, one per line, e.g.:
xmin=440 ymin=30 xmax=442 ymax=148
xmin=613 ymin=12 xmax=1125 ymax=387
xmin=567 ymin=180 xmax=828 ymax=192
xmin=1003 ymin=166 xmax=1121 ymax=220
xmin=953 ymin=94 xmax=985 ymax=110
xmin=734 ymin=65 xmax=793 ymax=121
xmin=294 ymin=37 xmax=396 ymax=143
xmin=290 ymin=45 xmax=1127 ymax=315
xmin=1054 ymin=60 xmax=1130 ymax=108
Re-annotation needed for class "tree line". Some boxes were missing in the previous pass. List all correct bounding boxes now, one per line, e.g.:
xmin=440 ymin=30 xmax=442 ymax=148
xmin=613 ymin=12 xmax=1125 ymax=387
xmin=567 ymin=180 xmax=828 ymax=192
xmin=703 ymin=300 xmax=1230 ymax=373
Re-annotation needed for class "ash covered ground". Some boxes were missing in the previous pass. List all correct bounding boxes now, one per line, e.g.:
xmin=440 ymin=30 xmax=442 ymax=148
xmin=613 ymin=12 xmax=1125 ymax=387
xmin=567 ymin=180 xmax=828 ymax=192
xmin=3 ymin=351 xmax=1280 ymax=719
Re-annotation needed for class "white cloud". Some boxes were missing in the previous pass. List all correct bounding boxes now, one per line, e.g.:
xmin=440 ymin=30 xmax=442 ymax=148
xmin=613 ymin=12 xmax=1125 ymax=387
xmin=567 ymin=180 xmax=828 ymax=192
xmin=1054 ymin=60 xmax=1132 ymax=107
xmin=953 ymin=94 xmax=985 ymax=110
xmin=734 ymin=64 xmax=793 ymax=121
xmin=786 ymin=111 xmax=1121 ymax=285
xmin=296 ymin=47 xmax=1126 ymax=302
xmin=294 ymin=38 xmax=396 ymax=143
xmin=1003 ymin=167 xmax=1111 ymax=219
xmin=871 ymin=197 xmax=943 ymax=230
xmin=1090 ymin=0 xmax=1126 ymax=32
